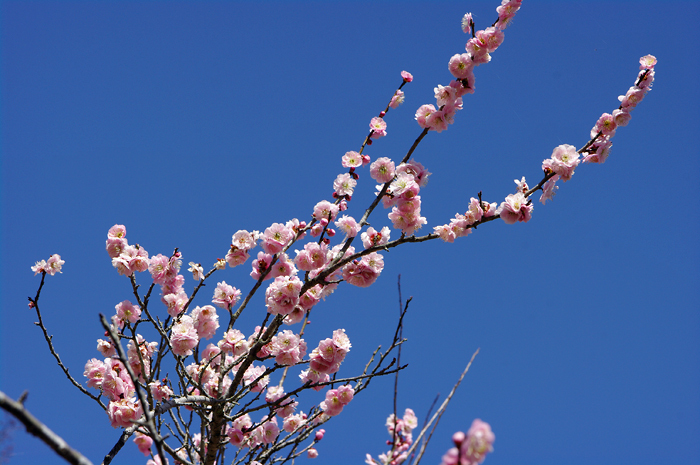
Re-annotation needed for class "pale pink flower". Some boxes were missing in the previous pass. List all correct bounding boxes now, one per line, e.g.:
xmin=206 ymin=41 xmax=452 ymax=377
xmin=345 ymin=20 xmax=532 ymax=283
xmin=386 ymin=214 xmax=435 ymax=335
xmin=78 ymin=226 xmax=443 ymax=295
xmin=45 ymin=254 xmax=64 ymax=275
xmin=591 ymin=112 xmax=617 ymax=138
xmin=415 ymin=104 xmax=436 ymax=129
xmin=342 ymin=151 xmax=363 ymax=168
xmin=333 ymin=173 xmax=357 ymax=197
xmin=361 ymin=226 xmax=391 ymax=249
xmin=313 ymin=200 xmax=340 ymax=222
xmin=295 ymin=242 xmax=328 ymax=272
xmin=163 ymin=291 xmax=188 ymax=318
xmin=265 ymin=276 xmax=302 ymax=316
xmin=460 ymin=419 xmax=495 ymax=464
xmin=271 ymin=330 xmax=307 ymax=366
xmin=231 ymin=230 xmax=258 ymax=251
xmin=335 ymin=215 xmax=360 ymax=237
xmin=97 ymin=338 xmax=116 ymax=357
xmin=84 ymin=358 xmax=106 ymax=390
xmin=133 ymin=432 xmax=153 ymax=456
xmin=191 ymin=305 xmax=219 ymax=339
xmin=226 ymin=248 xmax=249 ymax=268
xmin=543 ymin=144 xmax=580 ymax=181
xmin=188 ymin=262 xmax=204 ymax=280
xmin=618 ymin=86 xmax=646 ymax=109
xmin=171 ymin=315 xmax=199 ymax=357
xmin=149 ymin=380 xmax=174 ymax=401
xmin=496 ymin=0 xmax=521 ymax=30
xmin=477 ymin=27 xmax=505 ymax=53
xmin=212 ymin=281 xmax=241 ymax=310
xmin=465 ymin=37 xmax=490 ymax=65
xmin=497 ymin=192 xmax=532 ymax=224
xmin=639 ymin=54 xmax=657 ymax=70
xmin=31 ymin=260 xmax=47 ymax=275
xmin=261 ymin=222 xmax=293 ymax=254
xmin=342 ymin=253 xmax=383 ymax=288
xmin=218 ymin=329 xmax=248 ymax=356
xmin=612 ymin=108 xmax=632 ymax=127
xmin=107 ymin=397 xmax=143 ymax=428
xmin=269 ymin=252 xmax=297 ymax=279
xmin=539 ymin=175 xmax=560 ymax=204
xmin=370 ymin=116 xmax=387 ymax=138
xmin=337 ymin=384 xmax=354 ymax=404
xmin=283 ymin=413 xmax=307 ymax=433
xmin=447 ymin=53 xmax=474 ymax=80
xmin=370 ymin=157 xmax=396 ymax=184
xmin=401 ymin=70 xmax=413 ymax=82
xmin=261 ymin=418 xmax=280 ymax=444
xmin=115 ymin=300 xmax=141 ymax=325
xmin=319 ymin=389 xmax=345 ymax=416
xmin=514 ymin=176 xmax=529 ymax=194
xmin=389 ymin=90 xmax=405 ymax=109
xmin=308 ymin=448 xmax=319 ymax=459
xmin=397 ymin=160 xmax=431 ymax=187
xmin=251 ymin=251 xmax=274 ymax=280
xmin=582 ymin=137 xmax=613 ymax=164
xmin=107 ymin=224 xmax=126 ymax=239
xmin=243 ymin=364 xmax=269 ymax=392
xmin=461 ymin=13 xmax=473 ymax=33
xmin=106 ymin=237 xmax=127 ymax=259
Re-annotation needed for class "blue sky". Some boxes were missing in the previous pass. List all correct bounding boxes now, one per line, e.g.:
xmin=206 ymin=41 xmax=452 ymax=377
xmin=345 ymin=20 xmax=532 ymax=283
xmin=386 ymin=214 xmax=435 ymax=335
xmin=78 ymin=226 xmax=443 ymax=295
xmin=1 ymin=1 xmax=698 ymax=465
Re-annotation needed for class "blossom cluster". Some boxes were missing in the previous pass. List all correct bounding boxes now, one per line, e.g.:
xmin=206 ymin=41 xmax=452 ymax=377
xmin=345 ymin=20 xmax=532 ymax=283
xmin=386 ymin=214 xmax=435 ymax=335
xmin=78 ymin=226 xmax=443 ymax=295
xmin=31 ymin=253 xmax=64 ymax=276
xmin=301 ymin=329 xmax=351 ymax=388
xmin=439 ymin=419 xmax=495 ymax=465
xmin=365 ymin=408 xmax=418 ymax=465
xmin=417 ymin=1 xmax=522 ymax=133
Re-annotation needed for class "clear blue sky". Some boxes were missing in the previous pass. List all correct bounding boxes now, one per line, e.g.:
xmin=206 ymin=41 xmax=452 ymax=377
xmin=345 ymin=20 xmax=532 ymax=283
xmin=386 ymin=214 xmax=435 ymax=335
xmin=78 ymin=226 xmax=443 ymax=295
xmin=2 ymin=1 xmax=698 ymax=465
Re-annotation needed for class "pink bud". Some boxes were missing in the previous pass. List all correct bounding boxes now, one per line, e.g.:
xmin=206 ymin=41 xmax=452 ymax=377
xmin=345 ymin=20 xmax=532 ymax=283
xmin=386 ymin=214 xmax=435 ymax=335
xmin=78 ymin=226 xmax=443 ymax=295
xmin=315 ymin=428 xmax=325 ymax=440
xmin=452 ymin=431 xmax=466 ymax=446
xmin=379 ymin=111 xmax=386 ymax=117
xmin=307 ymin=448 xmax=318 ymax=459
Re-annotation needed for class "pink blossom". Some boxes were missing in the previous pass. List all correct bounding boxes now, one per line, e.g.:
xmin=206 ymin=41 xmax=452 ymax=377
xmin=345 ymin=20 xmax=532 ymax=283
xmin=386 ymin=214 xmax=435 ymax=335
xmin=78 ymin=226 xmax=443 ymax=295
xmin=401 ymin=70 xmax=413 ymax=82
xmin=261 ymin=222 xmax=293 ymax=254
xmin=477 ymin=27 xmax=505 ymax=53
xmin=582 ymin=136 xmax=612 ymax=164
xmin=370 ymin=117 xmax=387 ymax=138
xmin=251 ymin=251 xmax=274 ymax=280
xmin=127 ymin=335 xmax=157 ymax=380
xmin=106 ymin=237 xmax=127 ymax=259
xmin=370 ymin=157 xmax=396 ymax=184
xmin=107 ymin=397 xmax=143 ymax=428
xmin=163 ymin=291 xmax=188 ymax=317
xmin=333 ymin=173 xmax=357 ymax=197
xmin=265 ymin=276 xmax=302 ymax=316
xmin=261 ymin=418 xmax=280 ymax=444
xmin=212 ymin=281 xmax=241 ymax=310
xmin=543 ymin=144 xmax=580 ymax=181
xmin=320 ymin=389 xmax=345 ymax=416
xmin=415 ymin=104 xmax=436 ymax=129
xmin=231 ymin=229 xmax=258 ymax=251
xmin=497 ymin=192 xmax=533 ymax=224
xmin=84 ymin=358 xmax=106 ymax=390
xmin=45 ymin=254 xmax=64 ymax=275
xmin=539 ymin=175 xmax=560 ymax=204
xmin=218 ymin=329 xmax=248 ymax=356
xmin=466 ymin=37 xmax=490 ymax=65
xmin=389 ymin=90 xmax=405 ymax=109
xmin=361 ymin=226 xmax=391 ymax=249
xmin=149 ymin=380 xmax=174 ymax=402
xmin=97 ymin=338 xmax=116 ymax=357
xmin=495 ymin=0 xmax=521 ymax=30
xmin=612 ymin=108 xmax=632 ymax=127
xmin=31 ymin=260 xmax=47 ymax=275
xmin=460 ymin=419 xmax=495 ymax=465
xmin=342 ymin=252 xmax=384 ymax=288
xmin=226 ymin=248 xmax=249 ymax=268
xmin=107 ymin=224 xmax=126 ymax=239
xmin=191 ymin=305 xmax=219 ymax=339
xmin=313 ymin=200 xmax=340 ymax=222
xmin=133 ymin=432 xmax=153 ymax=456
xmin=283 ymin=413 xmax=307 ymax=432
xmin=618 ymin=86 xmax=646 ymax=109
xmin=188 ymin=262 xmax=204 ymax=280
xmin=461 ymin=13 xmax=474 ymax=33
xmin=269 ymin=253 xmax=297 ymax=279
xmin=397 ymin=160 xmax=431 ymax=187
xmin=640 ymin=54 xmax=657 ymax=70
xmin=295 ymin=242 xmax=328 ymax=272
xmin=342 ymin=151 xmax=363 ymax=168
xmin=243 ymin=364 xmax=269 ymax=392
xmin=591 ymin=112 xmax=617 ymax=138
xmin=171 ymin=315 xmax=199 ymax=357
xmin=307 ymin=448 xmax=319 ymax=459
xmin=271 ymin=330 xmax=307 ymax=366
xmin=115 ymin=300 xmax=141 ymax=325
xmin=335 ymin=215 xmax=360 ymax=237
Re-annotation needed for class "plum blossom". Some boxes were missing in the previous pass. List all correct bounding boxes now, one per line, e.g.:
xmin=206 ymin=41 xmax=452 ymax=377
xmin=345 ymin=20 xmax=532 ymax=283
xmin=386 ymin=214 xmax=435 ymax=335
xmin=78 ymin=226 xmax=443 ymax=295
xmin=342 ymin=151 xmax=363 ymax=168
xmin=370 ymin=117 xmax=387 ymax=138
xmin=333 ymin=173 xmax=357 ymax=197
xmin=107 ymin=397 xmax=143 ymax=428
xmin=400 ymin=70 xmax=413 ymax=82
xmin=188 ymin=262 xmax=204 ymax=280
xmin=171 ymin=315 xmax=199 ymax=357
xmin=389 ymin=90 xmax=405 ymax=109
xmin=542 ymin=144 xmax=580 ymax=181
xmin=497 ymin=192 xmax=532 ymax=224
xmin=212 ymin=281 xmax=241 ymax=310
